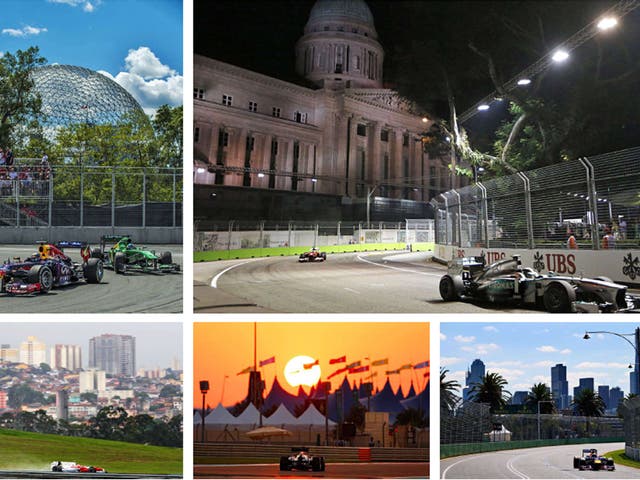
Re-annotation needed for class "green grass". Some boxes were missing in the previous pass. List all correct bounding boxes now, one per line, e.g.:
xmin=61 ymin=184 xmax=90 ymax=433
xmin=194 ymin=242 xmax=434 ymax=262
xmin=0 ymin=428 xmax=182 ymax=474
xmin=603 ymin=449 xmax=640 ymax=469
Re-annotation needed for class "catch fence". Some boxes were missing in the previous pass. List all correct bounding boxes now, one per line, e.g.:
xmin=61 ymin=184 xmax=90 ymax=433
xmin=194 ymin=219 xmax=434 ymax=252
xmin=0 ymin=159 xmax=182 ymax=228
xmin=431 ymin=146 xmax=640 ymax=250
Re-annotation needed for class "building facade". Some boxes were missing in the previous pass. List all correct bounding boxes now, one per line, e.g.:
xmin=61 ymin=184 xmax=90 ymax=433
xmin=194 ymin=0 xmax=459 ymax=221
xmin=0 ymin=344 xmax=18 ymax=363
xmin=79 ymin=369 xmax=107 ymax=393
xmin=88 ymin=334 xmax=136 ymax=377
xmin=551 ymin=363 xmax=569 ymax=410
xmin=19 ymin=336 xmax=47 ymax=366
xmin=50 ymin=344 xmax=82 ymax=371
xmin=462 ymin=359 xmax=485 ymax=402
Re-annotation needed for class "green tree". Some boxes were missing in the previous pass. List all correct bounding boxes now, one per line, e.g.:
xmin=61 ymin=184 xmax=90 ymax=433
xmin=525 ymin=382 xmax=555 ymax=414
xmin=344 ymin=403 xmax=367 ymax=432
xmin=394 ymin=408 xmax=428 ymax=429
xmin=153 ymin=104 xmax=183 ymax=168
xmin=0 ymin=46 xmax=46 ymax=146
xmin=80 ymin=392 xmax=98 ymax=403
xmin=159 ymin=384 xmax=181 ymax=398
xmin=572 ymin=389 xmax=605 ymax=417
xmin=440 ymin=368 xmax=461 ymax=414
xmin=89 ymin=405 xmax=129 ymax=440
xmin=7 ymin=384 xmax=46 ymax=409
xmin=469 ymin=372 xmax=511 ymax=413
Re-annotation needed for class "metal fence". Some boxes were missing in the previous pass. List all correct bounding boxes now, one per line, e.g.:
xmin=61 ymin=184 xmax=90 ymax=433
xmin=194 ymin=219 xmax=434 ymax=252
xmin=442 ymin=401 xmax=623 ymax=445
xmin=619 ymin=396 xmax=640 ymax=460
xmin=0 ymin=160 xmax=182 ymax=227
xmin=431 ymin=146 xmax=640 ymax=250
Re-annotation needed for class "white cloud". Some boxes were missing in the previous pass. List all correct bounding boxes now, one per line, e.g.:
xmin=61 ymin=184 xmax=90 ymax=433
xmin=534 ymin=360 xmax=556 ymax=368
xmin=98 ymin=47 xmax=182 ymax=115
xmin=454 ymin=335 xmax=475 ymax=343
xmin=461 ymin=343 xmax=500 ymax=355
xmin=84 ymin=1 xmax=95 ymax=12
xmin=441 ymin=357 xmax=463 ymax=367
xmin=560 ymin=349 xmax=572 ymax=354
xmin=483 ymin=326 xmax=499 ymax=332
xmin=47 ymin=0 xmax=100 ymax=12
xmin=536 ymin=345 xmax=558 ymax=353
xmin=124 ymin=47 xmax=175 ymax=80
xmin=575 ymin=362 xmax=628 ymax=369
xmin=2 ymin=26 xmax=48 ymax=37
xmin=487 ymin=360 xmax=523 ymax=367
xmin=440 ymin=333 xmax=447 ymax=341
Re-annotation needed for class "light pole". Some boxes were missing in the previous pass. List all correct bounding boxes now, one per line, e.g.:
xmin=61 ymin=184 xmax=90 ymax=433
xmin=366 ymin=185 xmax=379 ymax=229
xmin=199 ymin=380 xmax=209 ymax=443
xmin=584 ymin=328 xmax=640 ymax=395
xmin=537 ymin=400 xmax=555 ymax=440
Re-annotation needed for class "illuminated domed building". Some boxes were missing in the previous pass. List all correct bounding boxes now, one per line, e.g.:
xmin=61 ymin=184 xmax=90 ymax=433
xmin=194 ymin=0 xmax=461 ymax=222
xmin=31 ymin=64 xmax=145 ymax=129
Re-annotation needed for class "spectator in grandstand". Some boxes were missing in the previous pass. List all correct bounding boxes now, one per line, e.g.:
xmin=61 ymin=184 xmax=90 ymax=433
xmin=602 ymin=227 xmax=616 ymax=249
xmin=567 ymin=231 xmax=578 ymax=249
xmin=4 ymin=147 xmax=13 ymax=166
xmin=619 ymin=216 xmax=627 ymax=240
xmin=0 ymin=148 xmax=4 ymax=165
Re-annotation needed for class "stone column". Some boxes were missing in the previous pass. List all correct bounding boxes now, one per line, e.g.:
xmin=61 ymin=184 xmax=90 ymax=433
xmin=278 ymin=138 xmax=294 ymax=191
xmin=369 ymin=121 xmax=382 ymax=186
xmin=261 ymin=134 xmax=272 ymax=189
xmin=347 ymin=115 xmax=359 ymax=197
xmin=391 ymin=128 xmax=403 ymax=198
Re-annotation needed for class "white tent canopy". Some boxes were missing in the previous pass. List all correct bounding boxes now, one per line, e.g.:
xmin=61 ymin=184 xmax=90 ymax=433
xmin=234 ymin=402 xmax=262 ymax=425
xmin=264 ymin=403 xmax=298 ymax=426
xmin=204 ymin=403 xmax=240 ymax=425
xmin=297 ymin=403 xmax=336 ymax=426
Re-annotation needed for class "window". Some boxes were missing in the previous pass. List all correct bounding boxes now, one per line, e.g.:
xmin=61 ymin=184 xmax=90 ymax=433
xmin=403 ymin=134 xmax=409 ymax=147
xmin=194 ymin=127 xmax=200 ymax=143
xmin=356 ymin=124 xmax=366 ymax=136
xmin=354 ymin=56 xmax=361 ymax=70
xmin=294 ymin=111 xmax=307 ymax=123
xmin=218 ymin=131 xmax=229 ymax=148
xmin=193 ymin=88 xmax=204 ymax=99
xmin=380 ymin=130 xmax=389 ymax=142
xmin=222 ymin=94 xmax=233 ymax=106
xmin=272 ymin=107 xmax=281 ymax=118
xmin=249 ymin=101 xmax=258 ymax=112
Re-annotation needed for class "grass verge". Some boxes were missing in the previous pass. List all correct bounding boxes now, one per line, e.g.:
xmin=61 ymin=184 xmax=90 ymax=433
xmin=0 ymin=428 xmax=182 ymax=474
xmin=603 ymin=449 xmax=640 ymax=469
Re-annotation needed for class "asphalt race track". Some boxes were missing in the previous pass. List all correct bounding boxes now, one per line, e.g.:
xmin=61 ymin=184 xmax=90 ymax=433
xmin=194 ymin=251 xmax=536 ymax=313
xmin=0 ymin=245 xmax=183 ymax=313
xmin=441 ymin=442 xmax=634 ymax=479
xmin=194 ymin=462 xmax=429 ymax=478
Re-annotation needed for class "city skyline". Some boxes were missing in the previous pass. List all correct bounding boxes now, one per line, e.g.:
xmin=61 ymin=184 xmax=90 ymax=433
xmin=2 ymin=0 xmax=183 ymax=115
xmin=194 ymin=322 xmax=430 ymax=407
xmin=0 ymin=323 xmax=182 ymax=370
xmin=441 ymin=323 xmax=637 ymax=399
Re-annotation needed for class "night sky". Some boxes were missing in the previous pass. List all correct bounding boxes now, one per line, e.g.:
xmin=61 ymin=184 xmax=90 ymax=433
xmin=196 ymin=0 xmax=639 ymax=156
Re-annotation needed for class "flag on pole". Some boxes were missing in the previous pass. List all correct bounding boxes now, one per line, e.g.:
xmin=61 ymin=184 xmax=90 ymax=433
xmin=349 ymin=365 xmax=370 ymax=374
xmin=330 ymin=355 xmax=346 ymax=364
xmin=424 ymin=371 xmax=430 ymax=378
xmin=385 ymin=369 xmax=400 ymax=375
xmin=304 ymin=359 xmax=319 ymax=369
xmin=237 ymin=366 xmax=253 ymax=375
xmin=346 ymin=360 xmax=361 ymax=369
xmin=259 ymin=356 xmax=275 ymax=367
xmin=413 ymin=361 xmax=429 ymax=369
xmin=372 ymin=358 xmax=389 ymax=366
xmin=399 ymin=363 xmax=413 ymax=371
xmin=327 ymin=367 xmax=348 ymax=379
xmin=366 ymin=371 xmax=379 ymax=380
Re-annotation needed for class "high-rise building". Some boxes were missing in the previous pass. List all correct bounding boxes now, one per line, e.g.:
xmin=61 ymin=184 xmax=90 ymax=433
xmin=610 ymin=387 xmax=624 ymax=411
xmin=512 ymin=391 xmax=528 ymax=405
xmin=88 ymin=334 xmax=136 ymax=377
xmin=19 ymin=336 xmax=47 ymax=366
xmin=0 ymin=344 xmax=19 ymax=363
xmin=50 ymin=344 xmax=82 ymax=371
xmin=551 ymin=363 xmax=569 ymax=409
xmin=598 ymin=385 xmax=610 ymax=410
xmin=463 ymin=359 xmax=485 ymax=401
xmin=56 ymin=389 xmax=69 ymax=421
xmin=573 ymin=377 xmax=595 ymax=399
xmin=79 ymin=370 xmax=107 ymax=393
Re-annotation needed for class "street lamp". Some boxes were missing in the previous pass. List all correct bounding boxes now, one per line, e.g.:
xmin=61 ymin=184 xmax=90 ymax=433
xmin=584 ymin=328 xmax=640 ymax=395
xmin=199 ymin=380 xmax=209 ymax=443
xmin=537 ymin=400 xmax=555 ymax=440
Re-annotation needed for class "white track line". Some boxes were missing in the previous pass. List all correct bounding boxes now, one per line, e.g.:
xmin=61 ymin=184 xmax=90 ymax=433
xmin=210 ymin=260 xmax=255 ymax=288
xmin=357 ymin=254 xmax=441 ymax=277
xmin=441 ymin=456 xmax=473 ymax=478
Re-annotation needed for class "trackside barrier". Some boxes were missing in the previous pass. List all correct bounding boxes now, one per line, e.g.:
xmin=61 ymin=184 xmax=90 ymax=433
xmin=194 ymin=242 xmax=434 ymax=262
xmin=358 ymin=448 xmax=372 ymax=461
xmin=441 ymin=437 xmax=623 ymax=458
xmin=193 ymin=443 xmax=428 ymax=462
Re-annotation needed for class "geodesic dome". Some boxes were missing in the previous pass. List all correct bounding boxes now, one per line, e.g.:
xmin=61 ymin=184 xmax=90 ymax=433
xmin=30 ymin=64 xmax=145 ymax=127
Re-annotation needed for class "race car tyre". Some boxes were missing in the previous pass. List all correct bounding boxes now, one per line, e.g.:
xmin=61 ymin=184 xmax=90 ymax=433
xmin=83 ymin=258 xmax=104 ymax=283
xmin=311 ymin=457 xmax=322 ymax=471
xmin=88 ymin=467 xmax=96 ymax=473
xmin=114 ymin=252 xmax=126 ymax=274
xmin=439 ymin=275 xmax=461 ymax=301
xmin=573 ymin=457 xmax=580 ymax=469
xmin=90 ymin=248 xmax=103 ymax=260
xmin=321 ymin=252 xmax=327 ymax=261
xmin=279 ymin=457 xmax=290 ymax=471
xmin=543 ymin=281 xmax=576 ymax=313
xmin=27 ymin=265 xmax=53 ymax=293
xmin=320 ymin=457 xmax=326 ymax=471
xmin=159 ymin=251 xmax=173 ymax=265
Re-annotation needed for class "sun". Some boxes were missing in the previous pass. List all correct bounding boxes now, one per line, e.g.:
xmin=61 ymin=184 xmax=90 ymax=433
xmin=284 ymin=355 xmax=322 ymax=387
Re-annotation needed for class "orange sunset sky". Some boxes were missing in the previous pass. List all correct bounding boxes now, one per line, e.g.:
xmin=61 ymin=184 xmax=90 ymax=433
xmin=194 ymin=322 xmax=430 ymax=408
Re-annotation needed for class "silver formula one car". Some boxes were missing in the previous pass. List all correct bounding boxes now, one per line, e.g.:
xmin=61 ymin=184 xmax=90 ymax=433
xmin=439 ymin=255 xmax=640 ymax=313
xmin=280 ymin=448 xmax=325 ymax=471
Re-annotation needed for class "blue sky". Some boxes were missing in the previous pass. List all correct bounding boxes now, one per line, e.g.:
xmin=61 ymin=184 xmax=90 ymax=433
xmin=441 ymin=322 xmax=639 ymax=398
xmin=1 ymin=0 xmax=183 ymax=114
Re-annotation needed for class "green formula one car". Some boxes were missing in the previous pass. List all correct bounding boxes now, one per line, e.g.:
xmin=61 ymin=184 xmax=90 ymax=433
xmin=92 ymin=235 xmax=180 ymax=274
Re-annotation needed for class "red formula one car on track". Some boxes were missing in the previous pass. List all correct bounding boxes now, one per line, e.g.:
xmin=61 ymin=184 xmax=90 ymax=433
xmin=298 ymin=248 xmax=327 ymax=262
xmin=51 ymin=461 xmax=106 ymax=473
xmin=0 ymin=241 xmax=103 ymax=295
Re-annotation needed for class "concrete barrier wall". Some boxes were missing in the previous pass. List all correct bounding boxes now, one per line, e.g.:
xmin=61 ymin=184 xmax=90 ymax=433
xmin=434 ymin=244 xmax=640 ymax=285
xmin=626 ymin=445 xmax=639 ymax=461
xmin=0 ymin=227 xmax=183 ymax=244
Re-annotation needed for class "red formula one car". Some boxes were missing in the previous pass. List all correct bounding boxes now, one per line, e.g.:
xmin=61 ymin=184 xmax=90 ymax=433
xmin=298 ymin=248 xmax=327 ymax=262
xmin=51 ymin=461 xmax=107 ymax=473
xmin=0 ymin=241 xmax=103 ymax=295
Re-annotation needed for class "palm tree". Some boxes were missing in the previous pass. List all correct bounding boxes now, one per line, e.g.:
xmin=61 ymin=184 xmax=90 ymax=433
xmin=469 ymin=372 xmax=511 ymax=413
xmin=572 ymin=389 xmax=605 ymax=417
xmin=525 ymin=382 xmax=555 ymax=414
xmin=440 ymin=368 xmax=461 ymax=413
